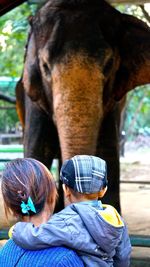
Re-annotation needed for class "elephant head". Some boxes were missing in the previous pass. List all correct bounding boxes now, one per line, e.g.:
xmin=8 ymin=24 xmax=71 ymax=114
xmin=19 ymin=0 xmax=150 ymax=210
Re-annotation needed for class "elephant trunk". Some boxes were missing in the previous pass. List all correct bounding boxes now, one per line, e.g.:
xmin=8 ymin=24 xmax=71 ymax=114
xmin=52 ymin=54 xmax=104 ymax=161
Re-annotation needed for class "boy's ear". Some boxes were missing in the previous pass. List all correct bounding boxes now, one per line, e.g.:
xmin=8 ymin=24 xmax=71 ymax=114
xmin=98 ymin=186 xmax=107 ymax=198
xmin=62 ymin=184 xmax=67 ymax=194
xmin=62 ymin=184 xmax=71 ymax=198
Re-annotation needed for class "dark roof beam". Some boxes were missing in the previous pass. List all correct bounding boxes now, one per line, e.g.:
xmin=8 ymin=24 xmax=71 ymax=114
xmin=0 ymin=0 xmax=26 ymax=16
xmin=0 ymin=0 xmax=150 ymax=17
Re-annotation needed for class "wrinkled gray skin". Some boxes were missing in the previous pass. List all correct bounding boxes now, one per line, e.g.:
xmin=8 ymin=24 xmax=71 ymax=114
xmin=16 ymin=0 xmax=150 ymax=212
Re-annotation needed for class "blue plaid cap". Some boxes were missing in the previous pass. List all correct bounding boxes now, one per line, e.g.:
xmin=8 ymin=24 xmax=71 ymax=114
xmin=60 ymin=155 xmax=108 ymax=194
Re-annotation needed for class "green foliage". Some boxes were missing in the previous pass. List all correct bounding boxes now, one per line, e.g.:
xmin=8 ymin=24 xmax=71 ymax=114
xmin=0 ymin=102 xmax=18 ymax=132
xmin=0 ymin=78 xmax=18 ymax=132
xmin=0 ymin=3 xmax=38 ymax=132
xmin=0 ymin=3 xmax=37 ymax=78
xmin=124 ymin=85 xmax=150 ymax=138
xmin=116 ymin=4 xmax=150 ymax=25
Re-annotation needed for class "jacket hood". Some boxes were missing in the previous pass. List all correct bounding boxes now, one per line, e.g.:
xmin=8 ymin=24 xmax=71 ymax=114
xmin=70 ymin=202 xmax=124 ymax=254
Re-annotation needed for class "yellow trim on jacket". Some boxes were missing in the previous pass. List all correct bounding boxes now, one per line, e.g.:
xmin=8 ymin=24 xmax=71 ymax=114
xmin=98 ymin=204 xmax=124 ymax=227
xmin=8 ymin=225 xmax=15 ymax=238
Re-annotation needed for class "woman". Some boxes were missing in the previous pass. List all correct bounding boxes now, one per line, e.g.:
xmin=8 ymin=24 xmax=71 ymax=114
xmin=0 ymin=158 xmax=84 ymax=267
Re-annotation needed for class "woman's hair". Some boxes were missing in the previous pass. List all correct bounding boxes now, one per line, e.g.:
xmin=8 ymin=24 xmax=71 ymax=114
xmin=1 ymin=158 xmax=57 ymax=218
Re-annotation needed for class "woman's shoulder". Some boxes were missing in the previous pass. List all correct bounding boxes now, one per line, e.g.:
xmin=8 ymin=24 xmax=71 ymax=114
xmin=0 ymin=239 xmax=25 ymax=266
xmin=0 ymin=240 xmax=84 ymax=267
xmin=52 ymin=247 xmax=84 ymax=266
xmin=0 ymin=238 xmax=23 ymax=253
xmin=28 ymin=246 xmax=84 ymax=267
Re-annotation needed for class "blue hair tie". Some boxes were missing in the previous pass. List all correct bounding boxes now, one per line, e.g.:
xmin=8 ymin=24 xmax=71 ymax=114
xmin=21 ymin=196 xmax=36 ymax=215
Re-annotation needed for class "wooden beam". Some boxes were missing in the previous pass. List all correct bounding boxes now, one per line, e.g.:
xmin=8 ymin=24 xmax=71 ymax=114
xmin=0 ymin=93 xmax=16 ymax=104
xmin=130 ymin=235 xmax=150 ymax=247
xmin=0 ymin=0 xmax=26 ymax=16
xmin=28 ymin=0 xmax=150 ymax=5
xmin=109 ymin=0 xmax=150 ymax=4
xmin=0 ymin=0 xmax=150 ymax=17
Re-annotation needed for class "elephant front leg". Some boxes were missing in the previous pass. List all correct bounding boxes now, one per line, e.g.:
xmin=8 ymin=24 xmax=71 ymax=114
xmin=24 ymin=95 xmax=64 ymax=211
xmin=24 ymin=95 xmax=59 ymax=169
xmin=96 ymin=105 xmax=121 ymax=212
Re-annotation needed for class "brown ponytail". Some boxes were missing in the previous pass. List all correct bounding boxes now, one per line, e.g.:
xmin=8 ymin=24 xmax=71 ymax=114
xmin=1 ymin=158 xmax=57 ymax=218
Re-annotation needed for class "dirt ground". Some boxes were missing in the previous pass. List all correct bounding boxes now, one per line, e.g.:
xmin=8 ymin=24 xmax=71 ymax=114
xmin=120 ymin=143 xmax=150 ymax=261
xmin=120 ymin=146 xmax=150 ymax=236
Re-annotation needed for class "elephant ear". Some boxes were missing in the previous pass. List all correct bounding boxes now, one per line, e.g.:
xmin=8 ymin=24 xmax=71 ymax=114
xmin=114 ymin=14 xmax=150 ymax=101
xmin=16 ymin=78 xmax=25 ymax=128
xmin=23 ymin=32 xmax=43 ymax=101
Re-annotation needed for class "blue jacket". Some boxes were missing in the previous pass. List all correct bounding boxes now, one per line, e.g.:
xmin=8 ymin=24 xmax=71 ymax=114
xmin=13 ymin=201 xmax=131 ymax=267
xmin=0 ymin=239 xmax=84 ymax=267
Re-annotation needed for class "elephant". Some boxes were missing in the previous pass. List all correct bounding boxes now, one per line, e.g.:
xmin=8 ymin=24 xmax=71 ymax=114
xmin=16 ymin=0 xmax=150 ymax=212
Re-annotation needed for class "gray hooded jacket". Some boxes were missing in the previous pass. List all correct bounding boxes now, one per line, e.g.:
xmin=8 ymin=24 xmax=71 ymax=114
xmin=13 ymin=201 xmax=131 ymax=267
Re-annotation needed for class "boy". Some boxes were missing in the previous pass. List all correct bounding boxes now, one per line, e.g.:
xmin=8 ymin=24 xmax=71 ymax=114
xmin=12 ymin=155 xmax=131 ymax=267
